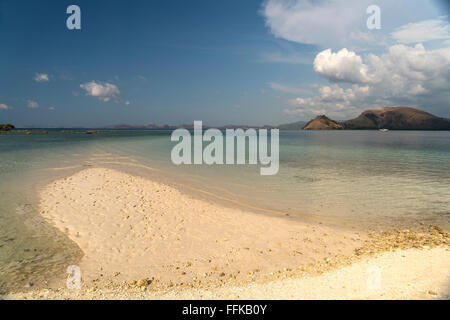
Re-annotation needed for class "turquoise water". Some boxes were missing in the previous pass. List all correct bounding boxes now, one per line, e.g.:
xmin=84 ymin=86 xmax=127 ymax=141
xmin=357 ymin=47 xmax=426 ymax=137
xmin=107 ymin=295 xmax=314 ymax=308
xmin=0 ymin=129 xmax=449 ymax=291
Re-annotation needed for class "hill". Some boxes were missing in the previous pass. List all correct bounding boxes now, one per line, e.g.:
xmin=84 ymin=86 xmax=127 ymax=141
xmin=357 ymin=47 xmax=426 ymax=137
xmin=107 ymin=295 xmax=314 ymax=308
xmin=303 ymin=115 xmax=344 ymax=130
xmin=343 ymin=107 xmax=450 ymax=130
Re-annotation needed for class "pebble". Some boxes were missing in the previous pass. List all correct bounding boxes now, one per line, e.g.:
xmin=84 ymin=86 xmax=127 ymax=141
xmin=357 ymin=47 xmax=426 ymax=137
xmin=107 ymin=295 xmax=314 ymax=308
xmin=137 ymin=279 xmax=150 ymax=287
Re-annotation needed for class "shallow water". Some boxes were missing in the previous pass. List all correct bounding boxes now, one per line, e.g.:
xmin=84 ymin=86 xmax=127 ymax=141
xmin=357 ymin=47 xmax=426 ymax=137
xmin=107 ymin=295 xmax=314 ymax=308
xmin=0 ymin=129 xmax=449 ymax=291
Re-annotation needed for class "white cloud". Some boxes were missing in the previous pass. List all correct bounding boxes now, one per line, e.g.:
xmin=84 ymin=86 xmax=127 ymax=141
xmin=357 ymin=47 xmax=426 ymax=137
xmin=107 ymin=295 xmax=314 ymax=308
xmin=34 ymin=73 xmax=49 ymax=82
xmin=0 ymin=103 xmax=11 ymax=110
xmin=80 ymin=81 xmax=120 ymax=102
xmin=49 ymin=106 xmax=56 ymax=110
xmin=261 ymin=0 xmax=443 ymax=49
xmin=262 ymin=0 xmax=366 ymax=47
xmin=391 ymin=17 xmax=450 ymax=44
xmin=313 ymin=44 xmax=450 ymax=86
xmin=314 ymin=48 xmax=371 ymax=83
xmin=124 ymin=101 xmax=130 ymax=106
xmin=27 ymin=100 xmax=39 ymax=109
xmin=285 ymin=84 xmax=371 ymax=119
xmin=284 ymin=44 xmax=450 ymax=118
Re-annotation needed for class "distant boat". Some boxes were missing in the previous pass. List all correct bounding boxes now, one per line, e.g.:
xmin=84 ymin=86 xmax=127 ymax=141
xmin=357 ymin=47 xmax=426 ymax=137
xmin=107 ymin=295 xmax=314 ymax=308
xmin=379 ymin=128 xmax=389 ymax=132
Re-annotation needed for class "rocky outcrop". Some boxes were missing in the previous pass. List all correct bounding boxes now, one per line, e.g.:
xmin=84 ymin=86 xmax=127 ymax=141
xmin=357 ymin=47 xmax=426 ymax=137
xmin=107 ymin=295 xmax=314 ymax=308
xmin=302 ymin=115 xmax=344 ymax=130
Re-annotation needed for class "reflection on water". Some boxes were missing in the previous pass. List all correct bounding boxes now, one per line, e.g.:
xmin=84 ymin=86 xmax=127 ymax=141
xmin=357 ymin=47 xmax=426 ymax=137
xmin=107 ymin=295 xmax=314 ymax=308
xmin=0 ymin=129 xmax=449 ymax=292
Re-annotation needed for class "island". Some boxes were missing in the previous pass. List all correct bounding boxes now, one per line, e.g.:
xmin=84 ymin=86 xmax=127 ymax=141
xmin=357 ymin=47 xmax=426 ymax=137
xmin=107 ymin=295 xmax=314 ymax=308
xmin=0 ymin=124 xmax=15 ymax=131
xmin=280 ymin=107 xmax=450 ymax=130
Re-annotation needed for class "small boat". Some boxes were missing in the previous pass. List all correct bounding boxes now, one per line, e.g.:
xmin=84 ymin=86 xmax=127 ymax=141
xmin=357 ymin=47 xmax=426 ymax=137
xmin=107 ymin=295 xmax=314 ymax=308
xmin=379 ymin=128 xmax=389 ymax=132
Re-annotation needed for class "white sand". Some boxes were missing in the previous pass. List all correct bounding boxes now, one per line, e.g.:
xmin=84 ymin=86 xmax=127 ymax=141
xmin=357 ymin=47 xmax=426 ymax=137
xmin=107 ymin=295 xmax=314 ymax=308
xmin=4 ymin=247 xmax=449 ymax=300
xmin=37 ymin=168 xmax=360 ymax=285
xmin=174 ymin=247 xmax=450 ymax=300
xmin=4 ymin=167 xmax=447 ymax=300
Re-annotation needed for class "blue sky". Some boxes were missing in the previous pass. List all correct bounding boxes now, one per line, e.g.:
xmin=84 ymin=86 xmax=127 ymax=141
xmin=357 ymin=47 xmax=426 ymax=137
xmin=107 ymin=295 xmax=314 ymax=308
xmin=0 ymin=0 xmax=449 ymax=127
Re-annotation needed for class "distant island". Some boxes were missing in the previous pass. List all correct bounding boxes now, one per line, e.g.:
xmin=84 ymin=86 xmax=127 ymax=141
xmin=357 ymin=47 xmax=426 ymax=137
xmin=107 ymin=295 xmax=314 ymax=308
xmin=78 ymin=106 xmax=450 ymax=131
xmin=4 ymin=107 xmax=449 ymax=132
xmin=303 ymin=115 xmax=343 ymax=130
xmin=278 ymin=120 xmax=307 ymax=130
xmin=0 ymin=124 xmax=15 ymax=131
xmin=102 ymin=123 xmax=276 ymax=130
xmin=283 ymin=107 xmax=450 ymax=130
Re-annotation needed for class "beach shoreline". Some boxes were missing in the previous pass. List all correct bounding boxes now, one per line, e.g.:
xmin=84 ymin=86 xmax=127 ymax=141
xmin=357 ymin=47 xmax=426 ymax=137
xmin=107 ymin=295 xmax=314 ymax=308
xmin=4 ymin=247 xmax=449 ymax=300
xmin=2 ymin=167 xmax=449 ymax=300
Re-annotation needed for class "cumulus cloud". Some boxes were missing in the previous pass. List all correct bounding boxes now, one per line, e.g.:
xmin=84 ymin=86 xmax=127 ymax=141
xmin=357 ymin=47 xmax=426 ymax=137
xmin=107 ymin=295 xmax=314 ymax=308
xmin=284 ymin=44 xmax=450 ymax=118
xmin=285 ymin=84 xmax=371 ymax=119
xmin=314 ymin=48 xmax=371 ymax=83
xmin=391 ymin=17 xmax=450 ymax=44
xmin=80 ymin=81 xmax=120 ymax=102
xmin=34 ymin=73 xmax=49 ymax=82
xmin=49 ymin=106 xmax=56 ymax=110
xmin=27 ymin=100 xmax=39 ymax=109
xmin=0 ymin=103 xmax=11 ymax=110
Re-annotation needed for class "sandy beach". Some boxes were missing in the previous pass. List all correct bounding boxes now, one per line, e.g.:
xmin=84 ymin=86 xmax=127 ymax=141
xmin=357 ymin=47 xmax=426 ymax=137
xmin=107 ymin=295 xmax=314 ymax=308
xmin=5 ymin=247 xmax=449 ymax=300
xmin=3 ymin=167 xmax=449 ymax=300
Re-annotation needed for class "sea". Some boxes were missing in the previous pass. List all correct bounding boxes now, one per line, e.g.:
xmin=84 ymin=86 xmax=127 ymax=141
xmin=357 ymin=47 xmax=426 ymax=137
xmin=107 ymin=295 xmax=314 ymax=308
xmin=0 ymin=129 xmax=449 ymax=291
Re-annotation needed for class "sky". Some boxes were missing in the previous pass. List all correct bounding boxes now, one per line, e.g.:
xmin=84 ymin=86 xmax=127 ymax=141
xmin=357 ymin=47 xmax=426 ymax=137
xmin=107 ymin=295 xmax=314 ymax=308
xmin=0 ymin=0 xmax=449 ymax=127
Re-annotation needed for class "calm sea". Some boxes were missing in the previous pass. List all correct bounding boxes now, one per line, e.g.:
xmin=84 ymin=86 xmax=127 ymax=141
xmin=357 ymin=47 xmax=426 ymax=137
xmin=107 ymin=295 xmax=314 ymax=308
xmin=0 ymin=129 xmax=449 ymax=291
